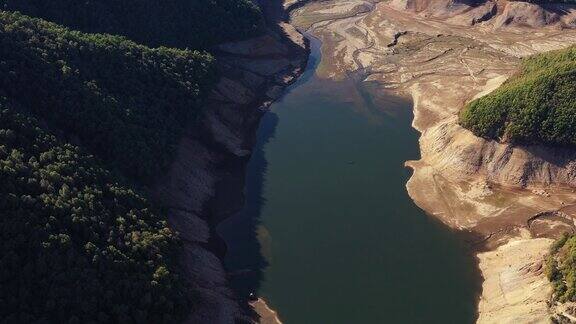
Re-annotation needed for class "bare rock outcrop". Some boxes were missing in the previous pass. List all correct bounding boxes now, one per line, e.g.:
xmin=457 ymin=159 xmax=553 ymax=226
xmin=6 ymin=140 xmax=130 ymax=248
xmin=389 ymin=0 xmax=487 ymax=18
xmin=389 ymin=0 xmax=576 ymax=27
xmin=422 ymin=120 xmax=576 ymax=189
xmin=494 ymin=1 xmax=561 ymax=28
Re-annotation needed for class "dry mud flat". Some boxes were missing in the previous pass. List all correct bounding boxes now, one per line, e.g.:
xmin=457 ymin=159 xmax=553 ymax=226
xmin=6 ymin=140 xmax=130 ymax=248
xmin=290 ymin=1 xmax=576 ymax=322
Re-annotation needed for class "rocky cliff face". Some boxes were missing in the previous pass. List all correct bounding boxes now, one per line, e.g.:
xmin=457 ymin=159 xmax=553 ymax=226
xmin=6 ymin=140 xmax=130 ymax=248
xmin=421 ymin=119 xmax=576 ymax=190
xmin=389 ymin=0 xmax=487 ymax=17
xmin=153 ymin=20 xmax=308 ymax=324
xmin=389 ymin=0 xmax=576 ymax=27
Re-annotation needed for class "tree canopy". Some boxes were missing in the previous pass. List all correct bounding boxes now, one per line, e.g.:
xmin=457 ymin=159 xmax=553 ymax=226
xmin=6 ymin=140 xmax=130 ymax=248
xmin=0 ymin=101 xmax=191 ymax=323
xmin=0 ymin=0 xmax=263 ymax=49
xmin=0 ymin=0 xmax=267 ymax=319
xmin=0 ymin=7 xmax=250 ymax=322
xmin=546 ymin=234 xmax=576 ymax=303
xmin=0 ymin=11 xmax=216 ymax=183
xmin=460 ymin=45 xmax=576 ymax=147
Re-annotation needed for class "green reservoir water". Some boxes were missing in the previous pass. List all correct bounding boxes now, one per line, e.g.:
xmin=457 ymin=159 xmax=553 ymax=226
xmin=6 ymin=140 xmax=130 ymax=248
xmin=218 ymin=37 xmax=478 ymax=323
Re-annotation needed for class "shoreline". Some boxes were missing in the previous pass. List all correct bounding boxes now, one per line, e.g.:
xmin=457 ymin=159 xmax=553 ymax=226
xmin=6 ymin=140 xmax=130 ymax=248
xmin=213 ymin=1 xmax=315 ymax=322
xmin=215 ymin=0 xmax=576 ymax=321
xmin=250 ymin=299 xmax=283 ymax=324
xmin=222 ymin=15 xmax=482 ymax=322
xmin=153 ymin=0 xmax=310 ymax=321
xmin=288 ymin=0 xmax=576 ymax=322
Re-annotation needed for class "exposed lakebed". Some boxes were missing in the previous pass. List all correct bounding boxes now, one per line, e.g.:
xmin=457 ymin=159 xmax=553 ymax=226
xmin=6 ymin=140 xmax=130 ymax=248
xmin=218 ymin=37 xmax=479 ymax=323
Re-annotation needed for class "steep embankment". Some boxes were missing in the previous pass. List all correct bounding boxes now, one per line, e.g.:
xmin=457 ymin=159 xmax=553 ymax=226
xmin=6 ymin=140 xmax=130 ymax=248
xmin=289 ymin=0 xmax=576 ymax=322
xmin=0 ymin=0 xmax=308 ymax=322
xmin=389 ymin=0 xmax=576 ymax=27
xmin=460 ymin=44 xmax=576 ymax=322
xmin=153 ymin=26 xmax=308 ymax=323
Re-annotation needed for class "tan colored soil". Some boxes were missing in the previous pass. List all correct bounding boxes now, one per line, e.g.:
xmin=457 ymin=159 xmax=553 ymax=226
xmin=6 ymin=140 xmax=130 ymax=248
xmin=289 ymin=0 xmax=576 ymax=322
xmin=251 ymin=298 xmax=283 ymax=324
xmin=477 ymin=236 xmax=553 ymax=324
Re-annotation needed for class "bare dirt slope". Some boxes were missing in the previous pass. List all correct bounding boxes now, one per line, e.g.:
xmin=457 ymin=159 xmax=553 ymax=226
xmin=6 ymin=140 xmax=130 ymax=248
xmin=290 ymin=0 xmax=576 ymax=322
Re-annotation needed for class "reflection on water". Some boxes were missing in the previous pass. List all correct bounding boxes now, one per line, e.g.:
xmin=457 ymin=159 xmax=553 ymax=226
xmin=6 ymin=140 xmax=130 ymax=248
xmin=217 ymin=111 xmax=278 ymax=298
xmin=218 ymin=36 xmax=479 ymax=324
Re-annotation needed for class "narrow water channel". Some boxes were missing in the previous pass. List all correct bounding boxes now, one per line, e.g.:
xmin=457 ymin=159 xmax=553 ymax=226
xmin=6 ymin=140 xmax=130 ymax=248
xmin=218 ymin=37 xmax=479 ymax=323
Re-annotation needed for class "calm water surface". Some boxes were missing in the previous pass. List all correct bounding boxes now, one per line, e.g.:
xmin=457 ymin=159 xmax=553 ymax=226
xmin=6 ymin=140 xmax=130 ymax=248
xmin=218 ymin=37 xmax=478 ymax=324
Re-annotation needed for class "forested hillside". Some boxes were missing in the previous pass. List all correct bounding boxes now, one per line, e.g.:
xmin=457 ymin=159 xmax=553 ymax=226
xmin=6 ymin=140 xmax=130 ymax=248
xmin=0 ymin=11 xmax=212 ymax=322
xmin=0 ymin=0 xmax=263 ymax=49
xmin=0 ymin=11 xmax=216 ymax=183
xmin=460 ymin=45 xmax=576 ymax=147
xmin=0 ymin=0 xmax=266 ymax=319
xmin=0 ymin=102 xmax=190 ymax=323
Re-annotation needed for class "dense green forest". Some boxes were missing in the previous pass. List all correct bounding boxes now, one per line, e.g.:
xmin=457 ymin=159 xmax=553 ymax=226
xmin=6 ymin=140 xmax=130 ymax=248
xmin=460 ymin=45 xmax=576 ymax=147
xmin=0 ymin=0 xmax=263 ymax=49
xmin=547 ymin=234 xmax=576 ymax=302
xmin=0 ymin=0 xmax=266 ymax=319
xmin=0 ymin=11 xmax=216 ymax=183
xmin=0 ymin=10 xmax=207 ymax=323
xmin=0 ymin=101 xmax=190 ymax=323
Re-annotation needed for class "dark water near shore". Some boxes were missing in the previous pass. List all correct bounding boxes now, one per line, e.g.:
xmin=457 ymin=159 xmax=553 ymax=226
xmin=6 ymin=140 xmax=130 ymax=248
xmin=218 ymin=37 xmax=478 ymax=324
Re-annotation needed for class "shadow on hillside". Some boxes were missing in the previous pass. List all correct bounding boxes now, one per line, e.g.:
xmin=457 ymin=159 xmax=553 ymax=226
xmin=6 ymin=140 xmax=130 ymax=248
xmin=519 ymin=144 xmax=576 ymax=169
xmin=216 ymin=112 xmax=279 ymax=301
